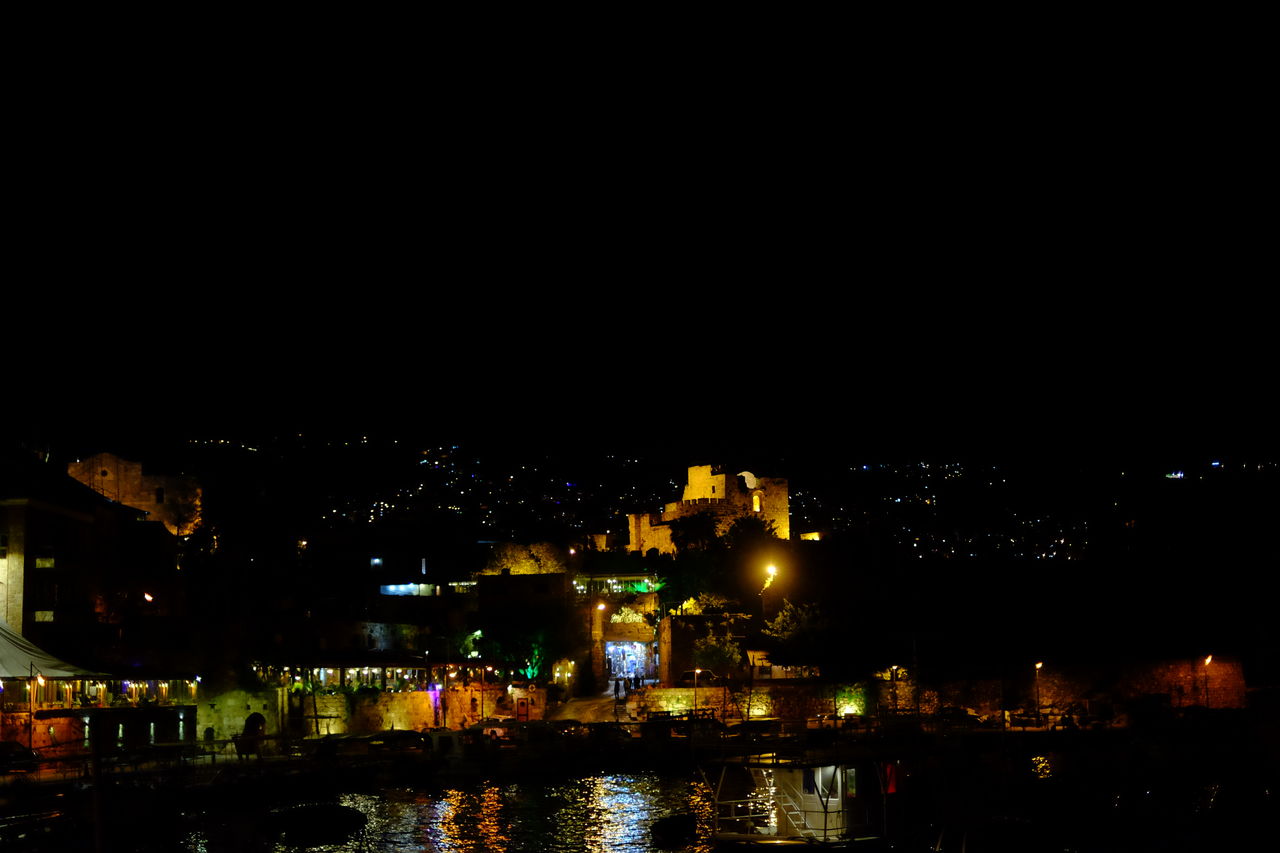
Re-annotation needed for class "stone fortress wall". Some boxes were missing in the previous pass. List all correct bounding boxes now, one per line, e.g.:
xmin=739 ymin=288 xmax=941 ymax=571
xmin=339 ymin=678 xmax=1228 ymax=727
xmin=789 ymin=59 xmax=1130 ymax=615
xmin=67 ymin=452 xmax=202 ymax=536
xmin=628 ymin=464 xmax=789 ymax=554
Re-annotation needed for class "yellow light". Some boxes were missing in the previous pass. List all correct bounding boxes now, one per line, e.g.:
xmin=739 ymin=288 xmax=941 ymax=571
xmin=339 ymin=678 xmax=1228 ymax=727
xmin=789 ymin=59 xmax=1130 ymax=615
xmin=143 ymin=593 xmax=154 ymax=602
xmin=596 ymin=603 xmax=606 ymax=611
xmin=1035 ymin=662 xmax=1043 ymax=670
xmin=36 ymin=674 xmax=46 ymax=686
xmin=1204 ymin=655 xmax=1213 ymax=666
xmin=762 ymin=564 xmax=777 ymax=592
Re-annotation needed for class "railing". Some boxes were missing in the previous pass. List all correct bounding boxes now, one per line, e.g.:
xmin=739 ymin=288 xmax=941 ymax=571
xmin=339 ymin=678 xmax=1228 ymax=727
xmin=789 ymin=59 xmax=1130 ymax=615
xmin=715 ymin=797 xmax=845 ymax=841
xmin=715 ymin=798 xmax=774 ymax=835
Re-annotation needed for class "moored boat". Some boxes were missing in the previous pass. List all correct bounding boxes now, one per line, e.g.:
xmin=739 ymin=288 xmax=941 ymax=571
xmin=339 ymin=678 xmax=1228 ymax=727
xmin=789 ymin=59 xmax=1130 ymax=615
xmin=706 ymin=752 xmax=891 ymax=849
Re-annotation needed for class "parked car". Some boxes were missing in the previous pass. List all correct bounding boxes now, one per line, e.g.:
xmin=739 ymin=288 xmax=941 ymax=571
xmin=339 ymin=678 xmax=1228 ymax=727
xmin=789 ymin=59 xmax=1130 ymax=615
xmin=367 ymin=730 xmax=427 ymax=752
xmin=935 ymin=706 xmax=989 ymax=728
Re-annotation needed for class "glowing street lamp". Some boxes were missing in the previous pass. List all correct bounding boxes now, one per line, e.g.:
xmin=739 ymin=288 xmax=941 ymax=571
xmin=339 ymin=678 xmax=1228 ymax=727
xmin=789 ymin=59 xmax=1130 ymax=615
xmin=694 ymin=667 xmax=702 ymax=715
xmin=760 ymin=564 xmax=778 ymax=617
xmin=29 ymin=664 xmax=45 ymax=750
xmin=481 ymin=665 xmax=494 ymax=721
xmin=1203 ymin=655 xmax=1212 ymax=707
xmin=1034 ymin=662 xmax=1044 ymax=724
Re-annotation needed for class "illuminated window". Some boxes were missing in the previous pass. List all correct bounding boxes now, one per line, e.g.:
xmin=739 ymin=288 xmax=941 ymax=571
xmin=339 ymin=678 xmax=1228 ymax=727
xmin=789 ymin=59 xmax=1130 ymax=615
xmin=752 ymin=493 xmax=762 ymax=512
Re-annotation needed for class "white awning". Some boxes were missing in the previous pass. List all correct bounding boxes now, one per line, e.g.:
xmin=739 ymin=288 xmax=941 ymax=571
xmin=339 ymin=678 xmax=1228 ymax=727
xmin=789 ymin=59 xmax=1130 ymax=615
xmin=0 ymin=619 xmax=106 ymax=678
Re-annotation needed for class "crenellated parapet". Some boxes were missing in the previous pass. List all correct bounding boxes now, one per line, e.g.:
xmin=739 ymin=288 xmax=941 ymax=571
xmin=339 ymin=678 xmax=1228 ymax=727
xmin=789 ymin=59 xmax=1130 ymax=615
xmin=626 ymin=464 xmax=789 ymax=553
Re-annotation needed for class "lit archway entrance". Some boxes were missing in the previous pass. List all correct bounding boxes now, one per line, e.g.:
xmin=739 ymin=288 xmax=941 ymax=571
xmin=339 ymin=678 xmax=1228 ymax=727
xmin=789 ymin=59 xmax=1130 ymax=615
xmin=605 ymin=641 xmax=652 ymax=681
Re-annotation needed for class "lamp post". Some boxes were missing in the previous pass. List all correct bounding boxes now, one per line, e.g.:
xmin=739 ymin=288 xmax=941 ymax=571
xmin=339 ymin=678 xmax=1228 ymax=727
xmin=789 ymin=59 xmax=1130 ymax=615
xmin=760 ymin=564 xmax=777 ymax=619
xmin=1203 ymin=655 xmax=1212 ymax=708
xmin=1034 ymin=662 xmax=1043 ymax=725
xmin=594 ymin=603 xmax=608 ymax=690
xmin=29 ymin=665 xmax=45 ymax=751
xmin=480 ymin=665 xmax=493 ymax=722
xmin=693 ymin=668 xmax=701 ymax=716
xmin=446 ymin=669 xmax=458 ymax=728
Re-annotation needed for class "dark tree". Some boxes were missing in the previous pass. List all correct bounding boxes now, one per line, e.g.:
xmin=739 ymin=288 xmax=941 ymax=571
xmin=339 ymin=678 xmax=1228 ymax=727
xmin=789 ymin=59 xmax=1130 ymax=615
xmin=667 ymin=511 xmax=722 ymax=553
xmin=722 ymin=514 xmax=778 ymax=551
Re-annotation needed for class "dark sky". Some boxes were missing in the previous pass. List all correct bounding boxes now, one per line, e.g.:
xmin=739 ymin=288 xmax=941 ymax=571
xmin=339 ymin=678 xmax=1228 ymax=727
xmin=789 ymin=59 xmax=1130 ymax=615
xmin=10 ymin=41 xmax=1270 ymax=467
xmin=15 ymin=242 xmax=1273 ymax=465
xmin=18 ymin=309 xmax=1270 ymax=468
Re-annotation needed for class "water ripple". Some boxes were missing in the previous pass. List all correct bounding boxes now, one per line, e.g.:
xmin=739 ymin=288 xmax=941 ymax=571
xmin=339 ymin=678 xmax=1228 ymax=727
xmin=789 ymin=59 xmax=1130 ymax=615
xmin=261 ymin=773 xmax=715 ymax=853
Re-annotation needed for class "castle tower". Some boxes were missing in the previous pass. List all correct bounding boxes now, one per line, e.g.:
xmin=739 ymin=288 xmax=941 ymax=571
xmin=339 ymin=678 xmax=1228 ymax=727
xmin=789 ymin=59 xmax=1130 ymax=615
xmin=626 ymin=464 xmax=789 ymax=554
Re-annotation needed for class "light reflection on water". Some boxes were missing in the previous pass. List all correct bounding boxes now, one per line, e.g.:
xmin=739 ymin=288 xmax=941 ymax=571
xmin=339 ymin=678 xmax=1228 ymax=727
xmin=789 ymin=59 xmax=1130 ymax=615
xmin=217 ymin=773 xmax=714 ymax=853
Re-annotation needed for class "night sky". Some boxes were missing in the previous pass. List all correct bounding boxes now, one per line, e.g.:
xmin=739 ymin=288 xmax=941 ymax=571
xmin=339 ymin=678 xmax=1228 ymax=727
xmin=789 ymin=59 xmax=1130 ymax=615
xmin=18 ymin=308 xmax=1271 ymax=468
xmin=8 ymin=3 xmax=1268 ymax=467
xmin=11 ymin=29 xmax=1272 ymax=537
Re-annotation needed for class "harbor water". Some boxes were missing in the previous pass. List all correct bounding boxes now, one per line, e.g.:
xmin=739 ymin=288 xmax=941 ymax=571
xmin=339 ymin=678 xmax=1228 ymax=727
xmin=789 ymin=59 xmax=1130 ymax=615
xmin=180 ymin=772 xmax=716 ymax=853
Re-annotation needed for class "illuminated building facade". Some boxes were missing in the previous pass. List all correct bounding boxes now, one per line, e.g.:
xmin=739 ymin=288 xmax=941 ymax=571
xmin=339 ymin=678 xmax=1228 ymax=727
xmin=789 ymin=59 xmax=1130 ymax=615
xmin=627 ymin=464 xmax=790 ymax=554
xmin=1 ymin=447 xmax=175 ymax=658
xmin=66 ymin=452 xmax=203 ymax=537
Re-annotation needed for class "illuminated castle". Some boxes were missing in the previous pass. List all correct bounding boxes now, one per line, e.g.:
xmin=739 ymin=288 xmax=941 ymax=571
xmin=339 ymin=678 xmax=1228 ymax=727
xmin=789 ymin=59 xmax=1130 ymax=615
xmin=66 ymin=452 xmax=202 ymax=537
xmin=626 ymin=464 xmax=789 ymax=554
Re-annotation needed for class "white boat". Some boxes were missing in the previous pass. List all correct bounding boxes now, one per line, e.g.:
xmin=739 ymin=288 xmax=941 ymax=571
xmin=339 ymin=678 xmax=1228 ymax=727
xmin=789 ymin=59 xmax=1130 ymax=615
xmin=706 ymin=753 xmax=889 ymax=848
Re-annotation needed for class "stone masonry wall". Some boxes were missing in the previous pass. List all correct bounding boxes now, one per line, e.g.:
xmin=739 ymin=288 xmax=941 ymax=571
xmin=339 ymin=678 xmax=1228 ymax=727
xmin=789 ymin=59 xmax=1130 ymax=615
xmin=196 ymin=687 xmax=286 ymax=746
xmin=289 ymin=684 xmax=549 ymax=738
xmin=628 ymin=513 xmax=674 ymax=554
xmin=1122 ymin=658 xmax=1246 ymax=709
xmin=757 ymin=477 xmax=790 ymax=540
xmin=639 ymin=683 xmax=869 ymax=721
xmin=2 ymin=507 xmax=27 ymax=633
xmin=67 ymin=453 xmax=202 ymax=536
xmin=627 ymin=466 xmax=790 ymax=553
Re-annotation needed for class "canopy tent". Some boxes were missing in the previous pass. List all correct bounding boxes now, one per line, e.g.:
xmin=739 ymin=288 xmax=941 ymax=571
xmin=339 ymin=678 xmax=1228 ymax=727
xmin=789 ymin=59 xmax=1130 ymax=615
xmin=0 ymin=619 xmax=105 ymax=679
